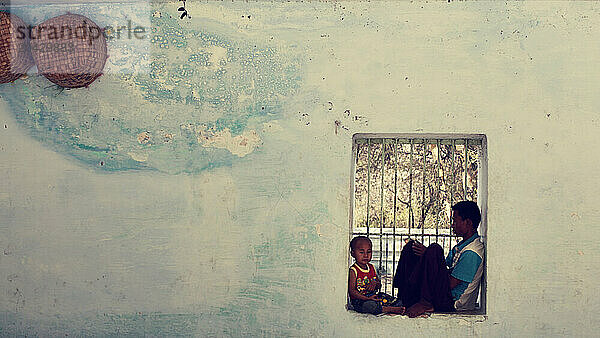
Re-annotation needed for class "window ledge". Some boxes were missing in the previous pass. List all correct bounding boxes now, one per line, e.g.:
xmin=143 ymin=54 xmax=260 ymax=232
xmin=430 ymin=312 xmax=487 ymax=322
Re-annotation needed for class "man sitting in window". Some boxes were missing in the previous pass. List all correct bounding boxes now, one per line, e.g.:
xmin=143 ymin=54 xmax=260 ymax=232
xmin=392 ymin=201 xmax=484 ymax=317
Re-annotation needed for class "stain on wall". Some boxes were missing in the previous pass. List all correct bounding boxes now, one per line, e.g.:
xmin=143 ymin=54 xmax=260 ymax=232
xmin=0 ymin=1 xmax=599 ymax=336
xmin=1 ymin=3 xmax=301 ymax=174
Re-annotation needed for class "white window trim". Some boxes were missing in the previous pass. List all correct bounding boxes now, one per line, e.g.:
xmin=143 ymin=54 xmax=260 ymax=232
xmin=348 ymin=133 xmax=488 ymax=315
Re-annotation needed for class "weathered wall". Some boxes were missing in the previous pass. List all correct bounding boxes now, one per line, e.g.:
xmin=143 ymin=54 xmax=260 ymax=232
xmin=1 ymin=1 xmax=599 ymax=336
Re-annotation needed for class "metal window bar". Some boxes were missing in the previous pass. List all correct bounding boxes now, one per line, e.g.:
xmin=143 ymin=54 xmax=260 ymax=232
xmin=421 ymin=139 xmax=426 ymax=244
xmin=408 ymin=139 xmax=413 ymax=236
xmin=464 ymin=139 xmax=468 ymax=200
xmin=366 ymin=139 xmax=371 ymax=236
xmin=392 ymin=138 xmax=398 ymax=297
xmin=352 ymin=136 xmax=482 ymax=297
xmin=436 ymin=139 xmax=441 ymax=237
xmin=379 ymin=141 xmax=385 ymax=290
xmin=451 ymin=139 xmax=455 ymax=222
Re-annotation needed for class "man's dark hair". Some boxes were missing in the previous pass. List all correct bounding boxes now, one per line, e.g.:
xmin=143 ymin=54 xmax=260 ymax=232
xmin=350 ymin=236 xmax=371 ymax=251
xmin=451 ymin=201 xmax=481 ymax=230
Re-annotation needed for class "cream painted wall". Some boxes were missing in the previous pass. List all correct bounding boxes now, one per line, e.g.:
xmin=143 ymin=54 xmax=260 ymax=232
xmin=1 ymin=1 xmax=599 ymax=336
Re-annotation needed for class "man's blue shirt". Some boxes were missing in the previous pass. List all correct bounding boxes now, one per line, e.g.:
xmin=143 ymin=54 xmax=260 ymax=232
xmin=445 ymin=233 xmax=483 ymax=301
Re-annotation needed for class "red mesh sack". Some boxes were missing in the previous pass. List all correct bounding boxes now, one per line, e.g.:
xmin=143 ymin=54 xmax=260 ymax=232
xmin=30 ymin=13 xmax=107 ymax=88
xmin=0 ymin=11 xmax=34 ymax=83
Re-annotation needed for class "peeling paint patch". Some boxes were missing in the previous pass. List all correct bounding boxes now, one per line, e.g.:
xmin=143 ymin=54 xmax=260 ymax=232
xmin=137 ymin=132 xmax=151 ymax=145
xmin=315 ymin=223 xmax=322 ymax=237
xmin=198 ymin=128 xmax=262 ymax=157
xmin=128 ymin=152 xmax=149 ymax=162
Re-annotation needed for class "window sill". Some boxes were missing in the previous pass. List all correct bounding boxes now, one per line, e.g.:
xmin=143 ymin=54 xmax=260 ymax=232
xmin=430 ymin=311 xmax=487 ymax=322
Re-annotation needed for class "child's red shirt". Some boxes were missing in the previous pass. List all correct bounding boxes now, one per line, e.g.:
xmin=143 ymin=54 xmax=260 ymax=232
xmin=349 ymin=262 xmax=378 ymax=299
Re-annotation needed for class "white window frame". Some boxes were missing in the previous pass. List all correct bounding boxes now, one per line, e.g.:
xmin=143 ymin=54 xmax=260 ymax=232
xmin=348 ymin=133 xmax=488 ymax=314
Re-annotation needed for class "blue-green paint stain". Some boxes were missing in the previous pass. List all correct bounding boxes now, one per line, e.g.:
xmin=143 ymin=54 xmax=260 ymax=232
xmin=74 ymin=143 xmax=111 ymax=153
xmin=0 ymin=312 xmax=200 ymax=336
xmin=188 ymin=53 xmax=211 ymax=65
xmin=0 ymin=4 xmax=302 ymax=174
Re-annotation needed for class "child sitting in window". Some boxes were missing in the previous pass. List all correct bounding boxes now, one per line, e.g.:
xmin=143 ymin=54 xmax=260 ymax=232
xmin=348 ymin=236 xmax=405 ymax=315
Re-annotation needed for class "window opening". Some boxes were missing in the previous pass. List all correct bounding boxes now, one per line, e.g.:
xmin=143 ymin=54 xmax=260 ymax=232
xmin=350 ymin=134 xmax=487 ymax=306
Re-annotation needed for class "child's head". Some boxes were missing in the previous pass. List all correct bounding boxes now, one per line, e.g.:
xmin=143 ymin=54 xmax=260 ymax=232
xmin=350 ymin=236 xmax=372 ymax=266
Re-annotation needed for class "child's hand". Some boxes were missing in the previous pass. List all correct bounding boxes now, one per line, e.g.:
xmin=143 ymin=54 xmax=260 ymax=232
xmin=365 ymin=282 xmax=378 ymax=292
xmin=367 ymin=294 xmax=379 ymax=301
xmin=365 ymin=278 xmax=381 ymax=292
